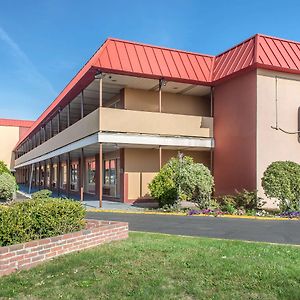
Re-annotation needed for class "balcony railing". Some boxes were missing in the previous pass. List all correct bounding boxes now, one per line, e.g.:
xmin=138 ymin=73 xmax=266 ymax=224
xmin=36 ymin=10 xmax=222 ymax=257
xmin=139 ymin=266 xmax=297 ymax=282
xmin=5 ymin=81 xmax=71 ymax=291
xmin=100 ymin=107 xmax=213 ymax=138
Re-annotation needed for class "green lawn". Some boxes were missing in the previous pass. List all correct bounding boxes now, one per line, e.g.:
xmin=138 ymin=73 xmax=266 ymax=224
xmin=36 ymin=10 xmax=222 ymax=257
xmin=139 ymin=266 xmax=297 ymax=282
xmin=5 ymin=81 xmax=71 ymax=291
xmin=0 ymin=233 xmax=299 ymax=300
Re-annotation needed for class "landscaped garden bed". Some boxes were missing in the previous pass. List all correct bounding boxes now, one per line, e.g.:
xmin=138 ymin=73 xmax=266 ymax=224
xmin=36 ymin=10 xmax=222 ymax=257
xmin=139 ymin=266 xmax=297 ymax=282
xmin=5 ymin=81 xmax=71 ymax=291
xmin=0 ymin=219 xmax=128 ymax=277
xmin=0 ymin=188 xmax=128 ymax=277
xmin=147 ymin=155 xmax=300 ymax=220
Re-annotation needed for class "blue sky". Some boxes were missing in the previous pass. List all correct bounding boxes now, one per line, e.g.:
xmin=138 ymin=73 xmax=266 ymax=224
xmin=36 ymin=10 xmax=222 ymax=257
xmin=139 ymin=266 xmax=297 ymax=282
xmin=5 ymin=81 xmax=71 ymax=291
xmin=1 ymin=0 xmax=300 ymax=120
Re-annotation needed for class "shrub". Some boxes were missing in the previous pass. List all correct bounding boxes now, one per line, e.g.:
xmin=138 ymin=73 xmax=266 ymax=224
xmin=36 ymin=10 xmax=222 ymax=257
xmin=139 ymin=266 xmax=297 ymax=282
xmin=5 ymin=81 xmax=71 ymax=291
xmin=215 ymin=190 xmax=265 ymax=213
xmin=148 ymin=162 xmax=177 ymax=207
xmin=0 ymin=173 xmax=17 ymax=201
xmin=262 ymin=161 xmax=300 ymax=211
xmin=149 ymin=155 xmax=214 ymax=208
xmin=184 ymin=162 xmax=214 ymax=209
xmin=234 ymin=190 xmax=265 ymax=210
xmin=0 ymin=161 xmax=10 ymax=175
xmin=32 ymin=189 xmax=52 ymax=200
xmin=0 ymin=198 xmax=86 ymax=246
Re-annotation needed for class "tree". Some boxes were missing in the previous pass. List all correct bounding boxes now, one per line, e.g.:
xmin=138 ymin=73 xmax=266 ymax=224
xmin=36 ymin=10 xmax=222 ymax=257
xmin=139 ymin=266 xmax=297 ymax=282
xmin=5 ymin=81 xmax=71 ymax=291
xmin=261 ymin=161 xmax=300 ymax=211
xmin=0 ymin=161 xmax=10 ymax=175
xmin=148 ymin=154 xmax=214 ymax=208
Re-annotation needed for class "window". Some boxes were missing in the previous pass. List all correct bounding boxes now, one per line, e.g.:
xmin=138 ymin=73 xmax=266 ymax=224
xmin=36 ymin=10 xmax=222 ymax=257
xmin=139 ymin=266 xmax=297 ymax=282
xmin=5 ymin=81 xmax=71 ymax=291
xmin=104 ymin=159 xmax=117 ymax=185
xmin=71 ymin=163 xmax=78 ymax=191
xmin=88 ymin=161 xmax=96 ymax=184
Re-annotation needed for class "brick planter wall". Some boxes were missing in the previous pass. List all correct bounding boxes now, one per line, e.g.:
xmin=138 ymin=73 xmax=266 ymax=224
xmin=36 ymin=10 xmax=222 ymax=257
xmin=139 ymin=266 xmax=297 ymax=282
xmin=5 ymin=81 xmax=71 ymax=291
xmin=0 ymin=219 xmax=128 ymax=277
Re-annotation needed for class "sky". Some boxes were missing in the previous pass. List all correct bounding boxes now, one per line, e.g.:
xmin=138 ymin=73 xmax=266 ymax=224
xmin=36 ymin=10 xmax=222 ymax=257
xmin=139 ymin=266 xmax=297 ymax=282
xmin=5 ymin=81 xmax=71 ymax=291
xmin=1 ymin=0 xmax=300 ymax=120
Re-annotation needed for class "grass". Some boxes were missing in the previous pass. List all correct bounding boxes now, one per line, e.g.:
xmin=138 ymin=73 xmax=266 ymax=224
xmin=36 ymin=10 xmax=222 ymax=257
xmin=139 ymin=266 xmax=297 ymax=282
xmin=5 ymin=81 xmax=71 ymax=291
xmin=0 ymin=232 xmax=299 ymax=300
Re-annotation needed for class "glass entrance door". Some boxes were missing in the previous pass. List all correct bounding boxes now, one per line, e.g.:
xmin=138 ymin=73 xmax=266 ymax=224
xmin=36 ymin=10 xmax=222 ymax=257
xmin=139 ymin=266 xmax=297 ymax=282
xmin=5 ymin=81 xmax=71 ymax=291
xmin=103 ymin=159 xmax=118 ymax=197
xmin=86 ymin=159 xmax=96 ymax=194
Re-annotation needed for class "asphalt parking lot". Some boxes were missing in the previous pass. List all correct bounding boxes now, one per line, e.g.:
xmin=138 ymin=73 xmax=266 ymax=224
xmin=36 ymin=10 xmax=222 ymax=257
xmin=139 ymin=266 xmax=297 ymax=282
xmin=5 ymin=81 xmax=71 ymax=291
xmin=87 ymin=211 xmax=300 ymax=245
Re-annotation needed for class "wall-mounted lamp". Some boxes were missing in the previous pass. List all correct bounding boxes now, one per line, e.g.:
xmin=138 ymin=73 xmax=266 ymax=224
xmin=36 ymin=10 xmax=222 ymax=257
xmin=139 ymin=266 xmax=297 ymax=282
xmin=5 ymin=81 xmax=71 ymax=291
xmin=159 ymin=78 xmax=167 ymax=89
xmin=95 ymin=70 xmax=105 ymax=80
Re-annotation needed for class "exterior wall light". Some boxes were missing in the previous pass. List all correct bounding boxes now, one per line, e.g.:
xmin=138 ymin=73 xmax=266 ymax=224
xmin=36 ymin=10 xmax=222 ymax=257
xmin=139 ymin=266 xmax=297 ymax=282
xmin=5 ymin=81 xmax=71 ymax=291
xmin=95 ymin=71 xmax=105 ymax=79
xmin=159 ymin=78 xmax=167 ymax=89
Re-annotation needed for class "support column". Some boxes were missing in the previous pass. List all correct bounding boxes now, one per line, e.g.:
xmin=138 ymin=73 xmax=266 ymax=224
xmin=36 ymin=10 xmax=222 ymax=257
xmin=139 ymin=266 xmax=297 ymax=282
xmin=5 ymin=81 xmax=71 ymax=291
xmin=99 ymin=143 xmax=103 ymax=208
xmin=159 ymin=146 xmax=162 ymax=169
xmin=80 ymin=148 xmax=85 ymax=201
xmin=99 ymin=73 xmax=103 ymax=130
xmin=67 ymin=153 xmax=70 ymax=198
xmin=57 ymin=157 xmax=61 ymax=196
xmin=43 ymin=162 xmax=46 ymax=189
xmin=49 ymin=158 xmax=53 ymax=190
xmin=37 ymin=163 xmax=40 ymax=190
xmin=158 ymin=79 xmax=163 ymax=113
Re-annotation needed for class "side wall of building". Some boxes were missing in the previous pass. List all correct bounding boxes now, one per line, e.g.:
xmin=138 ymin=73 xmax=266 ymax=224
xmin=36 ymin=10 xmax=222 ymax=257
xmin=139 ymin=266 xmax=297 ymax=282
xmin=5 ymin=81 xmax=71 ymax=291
xmin=213 ymin=70 xmax=257 ymax=196
xmin=256 ymin=70 xmax=300 ymax=207
xmin=0 ymin=125 xmax=21 ymax=170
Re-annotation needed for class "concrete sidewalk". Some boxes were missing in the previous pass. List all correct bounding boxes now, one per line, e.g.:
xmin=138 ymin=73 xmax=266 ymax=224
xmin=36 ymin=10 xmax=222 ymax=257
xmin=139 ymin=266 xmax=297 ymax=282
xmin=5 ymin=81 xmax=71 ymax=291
xmin=17 ymin=185 xmax=143 ymax=211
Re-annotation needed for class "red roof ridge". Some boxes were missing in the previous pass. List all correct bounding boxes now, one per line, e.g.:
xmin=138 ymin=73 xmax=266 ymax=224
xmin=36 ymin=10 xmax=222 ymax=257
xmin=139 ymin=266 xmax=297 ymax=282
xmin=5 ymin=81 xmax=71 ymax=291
xmin=215 ymin=34 xmax=257 ymax=58
xmin=106 ymin=37 xmax=214 ymax=58
xmin=257 ymin=33 xmax=300 ymax=46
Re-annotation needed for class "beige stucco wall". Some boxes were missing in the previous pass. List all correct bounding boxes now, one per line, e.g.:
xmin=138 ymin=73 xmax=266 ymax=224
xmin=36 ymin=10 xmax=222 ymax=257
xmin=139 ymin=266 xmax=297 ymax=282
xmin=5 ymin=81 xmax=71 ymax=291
xmin=100 ymin=107 xmax=212 ymax=138
xmin=0 ymin=125 xmax=20 ymax=170
xmin=124 ymin=148 xmax=211 ymax=200
xmin=257 ymin=70 xmax=300 ymax=207
xmin=124 ymin=88 xmax=211 ymax=116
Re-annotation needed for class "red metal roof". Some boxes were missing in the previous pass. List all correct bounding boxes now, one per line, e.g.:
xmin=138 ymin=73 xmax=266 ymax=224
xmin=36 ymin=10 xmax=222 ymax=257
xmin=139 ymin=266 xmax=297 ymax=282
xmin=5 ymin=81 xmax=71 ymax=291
xmin=92 ymin=38 xmax=214 ymax=84
xmin=212 ymin=36 xmax=256 ymax=81
xmin=0 ymin=118 xmax=34 ymax=128
xmin=15 ymin=34 xmax=300 ymax=149
xmin=256 ymin=34 xmax=300 ymax=74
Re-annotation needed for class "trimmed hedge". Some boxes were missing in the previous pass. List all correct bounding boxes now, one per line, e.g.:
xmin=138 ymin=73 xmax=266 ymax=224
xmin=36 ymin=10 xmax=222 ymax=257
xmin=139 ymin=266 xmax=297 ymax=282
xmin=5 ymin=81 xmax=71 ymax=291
xmin=0 ymin=198 xmax=86 ymax=247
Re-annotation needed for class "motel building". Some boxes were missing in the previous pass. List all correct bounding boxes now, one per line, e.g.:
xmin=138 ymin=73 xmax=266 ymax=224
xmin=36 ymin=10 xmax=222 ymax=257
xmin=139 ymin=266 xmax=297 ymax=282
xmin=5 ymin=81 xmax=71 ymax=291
xmin=4 ymin=34 xmax=300 ymax=208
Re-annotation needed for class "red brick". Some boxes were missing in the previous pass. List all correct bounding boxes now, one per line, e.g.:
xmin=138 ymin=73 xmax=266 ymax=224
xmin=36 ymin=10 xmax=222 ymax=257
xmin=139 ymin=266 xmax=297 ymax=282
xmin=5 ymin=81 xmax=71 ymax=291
xmin=25 ymin=241 xmax=39 ymax=248
xmin=0 ymin=247 xmax=9 ymax=254
xmin=51 ymin=246 xmax=63 ymax=252
xmin=17 ymin=258 xmax=31 ymax=267
xmin=31 ymin=255 xmax=44 ymax=262
xmin=45 ymin=252 xmax=57 ymax=259
xmin=50 ymin=236 xmax=62 ymax=242
xmin=38 ymin=238 xmax=51 ymax=245
xmin=38 ymin=249 xmax=51 ymax=255
xmin=16 ymin=249 xmax=29 ymax=255
xmin=9 ymin=255 xmax=25 ymax=263
xmin=9 ymin=244 xmax=24 ymax=251
xmin=0 ymin=252 xmax=16 ymax=260
xmin=24 ymin=252 xmax=38 ymax=259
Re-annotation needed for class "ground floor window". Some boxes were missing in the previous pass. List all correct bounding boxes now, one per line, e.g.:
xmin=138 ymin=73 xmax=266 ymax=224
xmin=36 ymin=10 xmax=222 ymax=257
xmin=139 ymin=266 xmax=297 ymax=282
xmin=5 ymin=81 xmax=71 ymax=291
xmin=60 ymin=164 xmax=67 ymax=190
xmin=40 ymin=166 xmax=44 ymax=186
xmin=70 ymin=162 xmax=78 ymax=191
xmin=52 ymin=164 xmax=57 ymax=188
xmin=46 ymin=165 xmax=50 ymax=187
